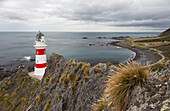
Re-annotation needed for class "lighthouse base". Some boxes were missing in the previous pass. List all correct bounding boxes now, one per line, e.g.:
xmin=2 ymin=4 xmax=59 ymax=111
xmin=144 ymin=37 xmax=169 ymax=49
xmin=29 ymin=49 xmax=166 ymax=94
xmin=28 ymin=71 xmax=43 ymax=80
xmin=34 ymin=67 xmax=46 ymax=76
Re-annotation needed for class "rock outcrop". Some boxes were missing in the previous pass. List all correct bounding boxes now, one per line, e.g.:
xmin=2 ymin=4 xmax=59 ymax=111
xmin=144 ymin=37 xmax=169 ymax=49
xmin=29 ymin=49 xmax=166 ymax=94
xmin=127 ymin=62 xmax=170 ymax=111
xmin=0 ymin=53 xmax=169 ymax=111
xmin=26 ymin=53 xmax=113 ymax=111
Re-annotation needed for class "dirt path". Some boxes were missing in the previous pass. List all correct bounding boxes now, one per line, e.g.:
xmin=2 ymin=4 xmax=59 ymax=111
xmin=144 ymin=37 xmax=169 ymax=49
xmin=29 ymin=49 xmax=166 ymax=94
xmin=131 ymin=40 xmax=165 ymax=68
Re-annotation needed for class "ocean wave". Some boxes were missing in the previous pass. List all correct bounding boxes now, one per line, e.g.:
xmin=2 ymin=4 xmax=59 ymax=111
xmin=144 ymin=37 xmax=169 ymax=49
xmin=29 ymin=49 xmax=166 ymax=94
xmin=19 ymin=56 xmax=32 ymax=61
xmin=123 ymin=50 xmax=136 ymax=63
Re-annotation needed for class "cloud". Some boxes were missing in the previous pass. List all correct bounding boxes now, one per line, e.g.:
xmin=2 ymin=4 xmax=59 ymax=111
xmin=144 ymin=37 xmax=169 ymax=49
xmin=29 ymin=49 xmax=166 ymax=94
xmin=0 ymin=0 xmax=169 ymax=31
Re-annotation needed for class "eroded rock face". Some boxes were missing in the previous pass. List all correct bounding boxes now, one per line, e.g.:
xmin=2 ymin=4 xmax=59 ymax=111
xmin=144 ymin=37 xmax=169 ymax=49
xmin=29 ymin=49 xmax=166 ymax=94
xmin=127 ymin=62 xmax=170 ymax=111
xmin=26 ymin=53 xmax=112 ymax=111
xmin=23 ymin=54 xmax=169 ymax=111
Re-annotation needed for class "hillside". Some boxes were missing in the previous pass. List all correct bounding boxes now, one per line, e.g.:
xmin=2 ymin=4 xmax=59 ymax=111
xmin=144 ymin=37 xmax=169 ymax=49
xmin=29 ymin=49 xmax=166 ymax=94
xmin=0 ymin=66 xmax=41 ymax=111
xmin=159 ymin=28 xmax=170 ymax=36
xmin=0 ymin=53 xmax=169 ymax=111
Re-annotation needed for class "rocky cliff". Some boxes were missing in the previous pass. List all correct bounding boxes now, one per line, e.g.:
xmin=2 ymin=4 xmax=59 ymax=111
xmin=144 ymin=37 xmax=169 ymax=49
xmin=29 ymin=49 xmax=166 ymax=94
xmin=0 ymin=53 xmax=169 ymax=111
xmin=26 ymin=53 xmax=114 ymax=111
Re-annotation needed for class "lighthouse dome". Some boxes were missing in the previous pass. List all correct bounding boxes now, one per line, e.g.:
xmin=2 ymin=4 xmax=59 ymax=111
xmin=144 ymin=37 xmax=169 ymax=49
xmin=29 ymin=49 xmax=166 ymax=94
xmin=36 ymin=31 xmax=45 ymax=42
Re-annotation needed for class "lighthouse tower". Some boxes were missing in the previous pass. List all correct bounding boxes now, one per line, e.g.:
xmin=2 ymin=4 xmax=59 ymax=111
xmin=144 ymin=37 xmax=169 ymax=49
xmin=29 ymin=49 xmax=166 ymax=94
xmin=34 ymin=31 xmax=47 ymax=76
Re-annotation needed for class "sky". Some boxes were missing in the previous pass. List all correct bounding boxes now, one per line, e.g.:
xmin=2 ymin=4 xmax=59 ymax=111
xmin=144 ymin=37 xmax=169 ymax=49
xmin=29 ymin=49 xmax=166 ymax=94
xmin=0 ymin=0 xmax=170 ymax=32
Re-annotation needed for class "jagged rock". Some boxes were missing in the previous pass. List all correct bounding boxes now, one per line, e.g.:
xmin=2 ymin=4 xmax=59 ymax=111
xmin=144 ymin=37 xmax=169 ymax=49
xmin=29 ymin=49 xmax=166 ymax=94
xmin=82 ymin=37 xmax=88 ymax=39
xmin=126 ymin=63 xmax=170 ymax=111
xmin=26 ymin=53 xmax=112 ymax=111
xmin=1 ymin=53 xmax=169 ymax=111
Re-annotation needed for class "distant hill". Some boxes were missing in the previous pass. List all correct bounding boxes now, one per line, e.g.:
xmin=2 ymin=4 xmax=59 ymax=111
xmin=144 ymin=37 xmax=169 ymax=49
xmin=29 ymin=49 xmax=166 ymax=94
xmin=159 ymin=28 xmax=170 ymax=36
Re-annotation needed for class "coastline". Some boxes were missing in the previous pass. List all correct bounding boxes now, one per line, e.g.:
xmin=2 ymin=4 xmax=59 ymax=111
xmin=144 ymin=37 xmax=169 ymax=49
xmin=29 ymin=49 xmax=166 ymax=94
xmin=0 ymin=39 xmax=158 ymax=76
xmin=108 ymin=41 xmax=158 ymax=66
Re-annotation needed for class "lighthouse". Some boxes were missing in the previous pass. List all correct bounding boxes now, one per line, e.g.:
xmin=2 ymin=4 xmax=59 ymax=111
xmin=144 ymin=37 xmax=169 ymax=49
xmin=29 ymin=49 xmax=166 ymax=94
xmin=34 ymin=31 xmax=47 ymax=76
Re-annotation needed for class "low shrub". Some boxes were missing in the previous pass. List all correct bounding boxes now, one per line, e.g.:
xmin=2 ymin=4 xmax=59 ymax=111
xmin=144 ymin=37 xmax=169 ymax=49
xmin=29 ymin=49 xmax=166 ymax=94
xmin=84 ymin=76 xmax=90 ymax=82
xmin=72 ymin=62 xmax=76 ymax=67
xmin=68 ymin=72 xmax=75 ymax=81
xmin=8 ymin=81 xmax=12 ymax=86
xmin=58 ymin=94 xmax=63 ymax=100
xmin=31 ymin=91 xmax=35 ymax=96
xmin=56 ymin=68 xmax=60 ymax=72
xmin=59 ymin=74 xmax=68 ymax=85
xmin=78 ymin=62 xmax=84 ymax=68
xmin=70 ymin=81 xmax=78 ymax=91
xmin=36 ymin=90 xmax=44 ymax=106
xmin=75 ymin=75 xmax=81 ymax=82
xmin=21 ymin=81 xmax=26 ymax=88
xmin=93 ymin=68 xmax=101 ymax=74
xmin=84 ymin=67 xmax=89 ymax=76
xmin=56 ymin=63 xmax=60 ymax=67
xmin=106 ymin=62 xmax=113 ymax=66
xmin=50 ymin=77 xmax=54 ymax=84
xmin=43 ymin=99 xmax=52 ymax=111
xmin=45 ymin=76 xmax=50 ymax=83
xmin=4 ymin=94 xmax=11 ymax=107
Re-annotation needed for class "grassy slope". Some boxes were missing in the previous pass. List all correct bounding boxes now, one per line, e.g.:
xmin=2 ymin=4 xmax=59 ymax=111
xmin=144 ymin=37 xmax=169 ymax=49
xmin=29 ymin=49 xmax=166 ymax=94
xmin=0 ymin=69 xmax=41 ymax=111
xmin=120 ymin=28 xmax=170 ymax=70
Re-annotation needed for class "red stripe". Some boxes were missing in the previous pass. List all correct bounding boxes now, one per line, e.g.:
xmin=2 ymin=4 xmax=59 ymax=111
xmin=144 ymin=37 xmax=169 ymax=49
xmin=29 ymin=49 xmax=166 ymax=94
xmin=36 ymin=49 xmax=46 ymax=55
xmin=36 ymin=63 xmax=47 ymax=68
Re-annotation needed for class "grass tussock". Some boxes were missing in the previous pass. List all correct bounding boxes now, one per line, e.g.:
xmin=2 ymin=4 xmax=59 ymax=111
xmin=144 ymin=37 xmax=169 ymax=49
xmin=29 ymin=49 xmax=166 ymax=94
xmin=36 ymin=90 xmax=44 ymax=106
xmin=59 ymin=74 xmax=68 ymax=84
xmin=93 ymin=98 xmax=107 ymax=111
xmin=50 ymin=77 xmax=54 ymax=84
xmin=78 ymin=62 xmax=84 ymax=68
xmin=43 ymin=99 xmax=51 ymax=111
xmin=84 ymin=76 xmax=90 ymax=82
xmin=106 ymin=62 xmax=113 ymax=66
xmin=68 ymin=72 xmax=76 ymax=81
xmin=104 ymin=61 xmax=149 ymax=111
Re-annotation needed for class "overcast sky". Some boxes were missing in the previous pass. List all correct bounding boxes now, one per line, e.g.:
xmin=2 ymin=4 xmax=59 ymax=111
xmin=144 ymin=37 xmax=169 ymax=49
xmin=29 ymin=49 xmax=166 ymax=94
xmin=0 ymin=0 xmax=170 ymax=32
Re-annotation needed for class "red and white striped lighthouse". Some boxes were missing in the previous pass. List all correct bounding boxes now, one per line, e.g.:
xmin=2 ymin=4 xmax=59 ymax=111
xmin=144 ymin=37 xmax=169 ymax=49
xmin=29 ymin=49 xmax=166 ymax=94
xmin=34 ymin=31 xmax=47 ymax=76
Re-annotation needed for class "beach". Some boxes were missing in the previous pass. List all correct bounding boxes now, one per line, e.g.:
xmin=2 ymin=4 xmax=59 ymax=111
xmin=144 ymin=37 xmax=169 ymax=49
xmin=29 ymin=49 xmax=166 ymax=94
xmin=108 ymin=41 xmax=158 ymax=66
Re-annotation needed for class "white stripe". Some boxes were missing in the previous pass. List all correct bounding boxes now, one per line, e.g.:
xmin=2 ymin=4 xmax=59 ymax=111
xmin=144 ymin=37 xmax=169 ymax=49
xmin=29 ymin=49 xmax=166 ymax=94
xmin=36 ymin=48 xmax=46 ymax=49
xmin=34 ymin=67 xmax=46 ymax=76
xmin=35 ymin=55 xmax=47 ymax=64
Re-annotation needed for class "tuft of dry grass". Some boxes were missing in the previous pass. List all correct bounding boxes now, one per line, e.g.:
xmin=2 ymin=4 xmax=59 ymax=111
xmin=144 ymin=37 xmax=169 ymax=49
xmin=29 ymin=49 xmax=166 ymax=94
xmin=43 ymin=99 xmax=51 ymax=111
xmin=59 ymin=74 xmax=67 ymax=84
xmin=106 ymin=62 xmax=113 ymax=66
xmin=84 ymin=76 xmax=90 ymax=82
xmin=93 ymin=98 xmax=107 ymax=111
xmin=104 ymin=61 xmax=149 ymax=111
xmin=36 ymin=90 xmax=44 ymax=106
xmin=93 ymin=67 xmax=102 ymax=74
xmin=68 ymin=72 xmax=76 ymax=81
xmin=78 ymin=62 xmax=84 ymax=68
xmin=84 ymin=66 xmax=90 ymax=76
xmin=50 ymin=77 xmax=54 ymax=84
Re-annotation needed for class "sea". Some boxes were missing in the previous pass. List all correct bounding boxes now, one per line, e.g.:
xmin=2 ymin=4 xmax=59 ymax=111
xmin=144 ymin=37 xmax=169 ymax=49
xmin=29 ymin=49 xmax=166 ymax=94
xmin=0 ymin=32 xmax=160 ymax=71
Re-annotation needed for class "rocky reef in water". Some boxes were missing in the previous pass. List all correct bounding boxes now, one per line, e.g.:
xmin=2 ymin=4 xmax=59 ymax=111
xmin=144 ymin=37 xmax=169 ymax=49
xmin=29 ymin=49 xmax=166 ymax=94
xmin=0 ymin=53 xmax=169 ymax=111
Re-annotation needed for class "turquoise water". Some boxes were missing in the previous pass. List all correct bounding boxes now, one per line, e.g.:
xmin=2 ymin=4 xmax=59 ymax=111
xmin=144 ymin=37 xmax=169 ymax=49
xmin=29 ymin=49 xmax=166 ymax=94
xmin=0 ymin=32 xmax=159 ymax=68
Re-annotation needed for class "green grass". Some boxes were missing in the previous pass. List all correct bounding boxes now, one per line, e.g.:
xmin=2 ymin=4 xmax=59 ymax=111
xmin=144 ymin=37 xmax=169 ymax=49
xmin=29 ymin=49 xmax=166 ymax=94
xmin=120 ymin=41 xmax=133 ymax=46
